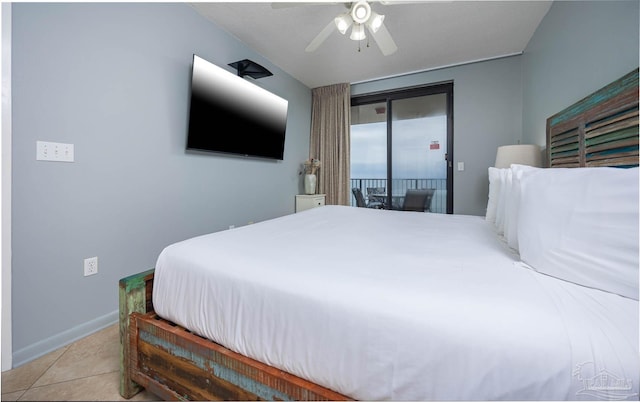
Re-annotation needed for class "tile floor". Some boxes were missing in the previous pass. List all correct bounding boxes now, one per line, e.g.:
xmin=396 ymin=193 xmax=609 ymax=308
xmin=1 ymin=324 xmax=159 ymax=401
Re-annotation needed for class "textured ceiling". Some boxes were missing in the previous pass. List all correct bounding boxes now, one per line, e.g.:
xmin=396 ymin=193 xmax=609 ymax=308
xmin=190 ymin=1 xmax=553 ymax=88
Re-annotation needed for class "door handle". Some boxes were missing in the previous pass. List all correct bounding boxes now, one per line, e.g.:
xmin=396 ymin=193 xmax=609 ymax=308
xmin=445 ymin=153 xmax=452 ymax=168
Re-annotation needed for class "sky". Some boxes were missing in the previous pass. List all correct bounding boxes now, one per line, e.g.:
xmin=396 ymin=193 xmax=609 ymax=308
xmin=350 ymin=115 xmax=448 ymax=179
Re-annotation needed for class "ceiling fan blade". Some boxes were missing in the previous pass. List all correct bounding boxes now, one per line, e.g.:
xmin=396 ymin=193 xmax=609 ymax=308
xmin=367 ymin=22 xmax=397 ymax=55
xmin=305 ymin=20 xmax=337 ymax=52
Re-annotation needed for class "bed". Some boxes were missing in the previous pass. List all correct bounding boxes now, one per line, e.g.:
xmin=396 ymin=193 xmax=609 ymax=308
xmin=119 ymin=68 xmax=639 ymax=401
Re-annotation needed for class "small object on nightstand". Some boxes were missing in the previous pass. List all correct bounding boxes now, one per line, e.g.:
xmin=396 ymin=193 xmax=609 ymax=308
xmin=304 ymin=174 xmax=317 ymax=194
xmin=295 ymin=194 xmax=326 ymax=212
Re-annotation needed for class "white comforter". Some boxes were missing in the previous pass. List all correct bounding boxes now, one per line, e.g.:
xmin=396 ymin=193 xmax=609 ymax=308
xmin=153 ymin=205 xmax=639 ymax=400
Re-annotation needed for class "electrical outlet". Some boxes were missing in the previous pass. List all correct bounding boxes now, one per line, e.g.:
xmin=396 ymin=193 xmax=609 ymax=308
xmin=84 ymin=257 xmax=98 ymax=276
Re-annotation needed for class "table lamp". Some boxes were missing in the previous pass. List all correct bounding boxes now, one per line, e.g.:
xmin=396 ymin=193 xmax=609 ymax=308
xmin=494 ymin=144 xmax=542 ymax=168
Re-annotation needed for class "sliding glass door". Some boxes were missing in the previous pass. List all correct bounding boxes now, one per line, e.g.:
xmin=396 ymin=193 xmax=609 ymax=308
xmin=351 ymin=83 xmax=453 ymax=213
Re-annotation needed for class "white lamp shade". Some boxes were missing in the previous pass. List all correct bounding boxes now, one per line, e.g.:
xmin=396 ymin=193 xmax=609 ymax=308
xmin=494 ymin=144 xmax=542 ymax=168
xmin=350 ymin=24 xmax=366 ymax=41
xmin=334 ymin=14 xmax=352 ymax=35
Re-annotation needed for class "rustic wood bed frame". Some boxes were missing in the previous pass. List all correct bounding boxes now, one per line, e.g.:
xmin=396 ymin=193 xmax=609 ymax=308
xmin=119 ymin=68 xmax=638 ymax=401
xmin=547 ymin=68 xmax=638 ymax=168
xmin=119 ymin=269 xmax=351 ymax=400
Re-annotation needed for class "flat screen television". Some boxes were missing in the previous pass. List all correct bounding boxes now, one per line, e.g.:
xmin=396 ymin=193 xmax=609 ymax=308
xmin=186 ymin=54 xmax=289 ymax=160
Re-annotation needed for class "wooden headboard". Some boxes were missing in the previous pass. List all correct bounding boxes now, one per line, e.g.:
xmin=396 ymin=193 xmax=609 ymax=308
xmin=546 ymin=68 xmax=639 ymax=168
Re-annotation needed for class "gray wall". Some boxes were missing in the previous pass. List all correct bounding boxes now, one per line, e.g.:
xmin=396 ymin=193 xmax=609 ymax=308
xmin=11 ymin=3 xmax=311 ymax=366
xmin=522 ymin=0 xmax=640 ymax=146
xmin=351 ymin=55 xmax=524 ymax=216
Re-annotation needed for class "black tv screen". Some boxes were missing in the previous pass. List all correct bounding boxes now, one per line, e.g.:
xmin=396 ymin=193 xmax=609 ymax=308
xmin=186 ymin=55 xmax=289 ymax=160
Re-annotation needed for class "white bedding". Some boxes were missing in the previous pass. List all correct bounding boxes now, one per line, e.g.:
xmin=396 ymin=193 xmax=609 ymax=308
xmin=153 ymin=205 xmax=639 ymax=400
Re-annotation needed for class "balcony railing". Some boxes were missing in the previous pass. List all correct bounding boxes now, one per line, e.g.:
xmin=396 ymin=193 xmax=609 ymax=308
xmin=350 ymin=178 xmax=447 ymax=213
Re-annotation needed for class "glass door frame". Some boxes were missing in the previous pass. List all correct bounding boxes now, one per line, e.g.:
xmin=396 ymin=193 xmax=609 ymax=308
xmin=351 ymin=82 xmax=454 ymax=214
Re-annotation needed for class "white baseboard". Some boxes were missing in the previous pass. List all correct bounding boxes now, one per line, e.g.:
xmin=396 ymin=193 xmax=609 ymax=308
xmin=11 ymin=310 xmax=118 ymax=369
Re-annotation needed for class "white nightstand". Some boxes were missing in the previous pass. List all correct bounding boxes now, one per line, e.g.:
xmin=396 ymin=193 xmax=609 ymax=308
xmin=295 ymin=194 xmax=326 ymax=212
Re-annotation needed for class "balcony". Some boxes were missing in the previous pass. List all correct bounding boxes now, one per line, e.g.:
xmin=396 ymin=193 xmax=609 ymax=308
xmin=350 ymin=178 xmax=447 ymax=213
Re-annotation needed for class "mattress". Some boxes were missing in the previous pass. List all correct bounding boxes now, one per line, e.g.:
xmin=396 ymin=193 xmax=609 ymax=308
xmin=153 ymin=205 xmax=639 ymax=400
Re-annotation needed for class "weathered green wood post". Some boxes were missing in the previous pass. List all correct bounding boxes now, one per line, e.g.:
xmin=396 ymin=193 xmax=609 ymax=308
xmin=119 ymin=269 xmax=155 ymax=399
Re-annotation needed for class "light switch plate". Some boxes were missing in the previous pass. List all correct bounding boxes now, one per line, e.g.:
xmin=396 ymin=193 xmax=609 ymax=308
xmin=37 ymin=141 xmax=74 ymax=162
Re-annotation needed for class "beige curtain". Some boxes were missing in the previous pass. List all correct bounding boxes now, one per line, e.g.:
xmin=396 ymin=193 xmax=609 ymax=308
xmin=309 ymin=83 xmax=351 ymax=206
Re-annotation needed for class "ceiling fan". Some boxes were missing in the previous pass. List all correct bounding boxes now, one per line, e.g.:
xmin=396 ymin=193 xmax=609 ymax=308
xmin=305 ymin=1 xmax=398 ymax=56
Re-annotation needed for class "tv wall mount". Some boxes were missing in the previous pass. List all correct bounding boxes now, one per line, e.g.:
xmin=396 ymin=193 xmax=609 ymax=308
xmin=228 ymin=59 xmax=273 ymax=79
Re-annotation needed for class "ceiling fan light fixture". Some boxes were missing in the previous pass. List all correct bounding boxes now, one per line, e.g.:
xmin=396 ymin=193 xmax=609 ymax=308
xmin=334 ymin=14 xmax=352 ymax=35
xmin=351 ymin=0 xmax=371 ymax=24
xmin=367 ymin=11 xmax=384 ymax=33
xmin=305 ymin=0 xmax=397 ymax=55
xmin=350 ymin=23 xmax=366 ymax=41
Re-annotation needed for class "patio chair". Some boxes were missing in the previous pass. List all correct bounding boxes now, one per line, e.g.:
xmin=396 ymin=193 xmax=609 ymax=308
xmin=366 ymin=187 xmax=386 ymax=209
xmin=352 ymin=188 xmax=367 ymax=207
xmin=402 ymin=189 xmax=435 ymax=212
xmin=352 ymin=188 xmax=384 ymax=209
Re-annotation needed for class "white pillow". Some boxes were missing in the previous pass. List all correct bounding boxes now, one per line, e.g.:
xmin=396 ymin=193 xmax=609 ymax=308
xmin=501 ymin=168 xmax=514 ymax=240
xmin=505 ymin=164 xmax=542 ymax=251
xmin=485 ymin=167 xmax=502 ymax=223
xmin=517 ymin=167 xmax=639 ymax=300
xmin=495 ymin=168 xmax=512 ymax=236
